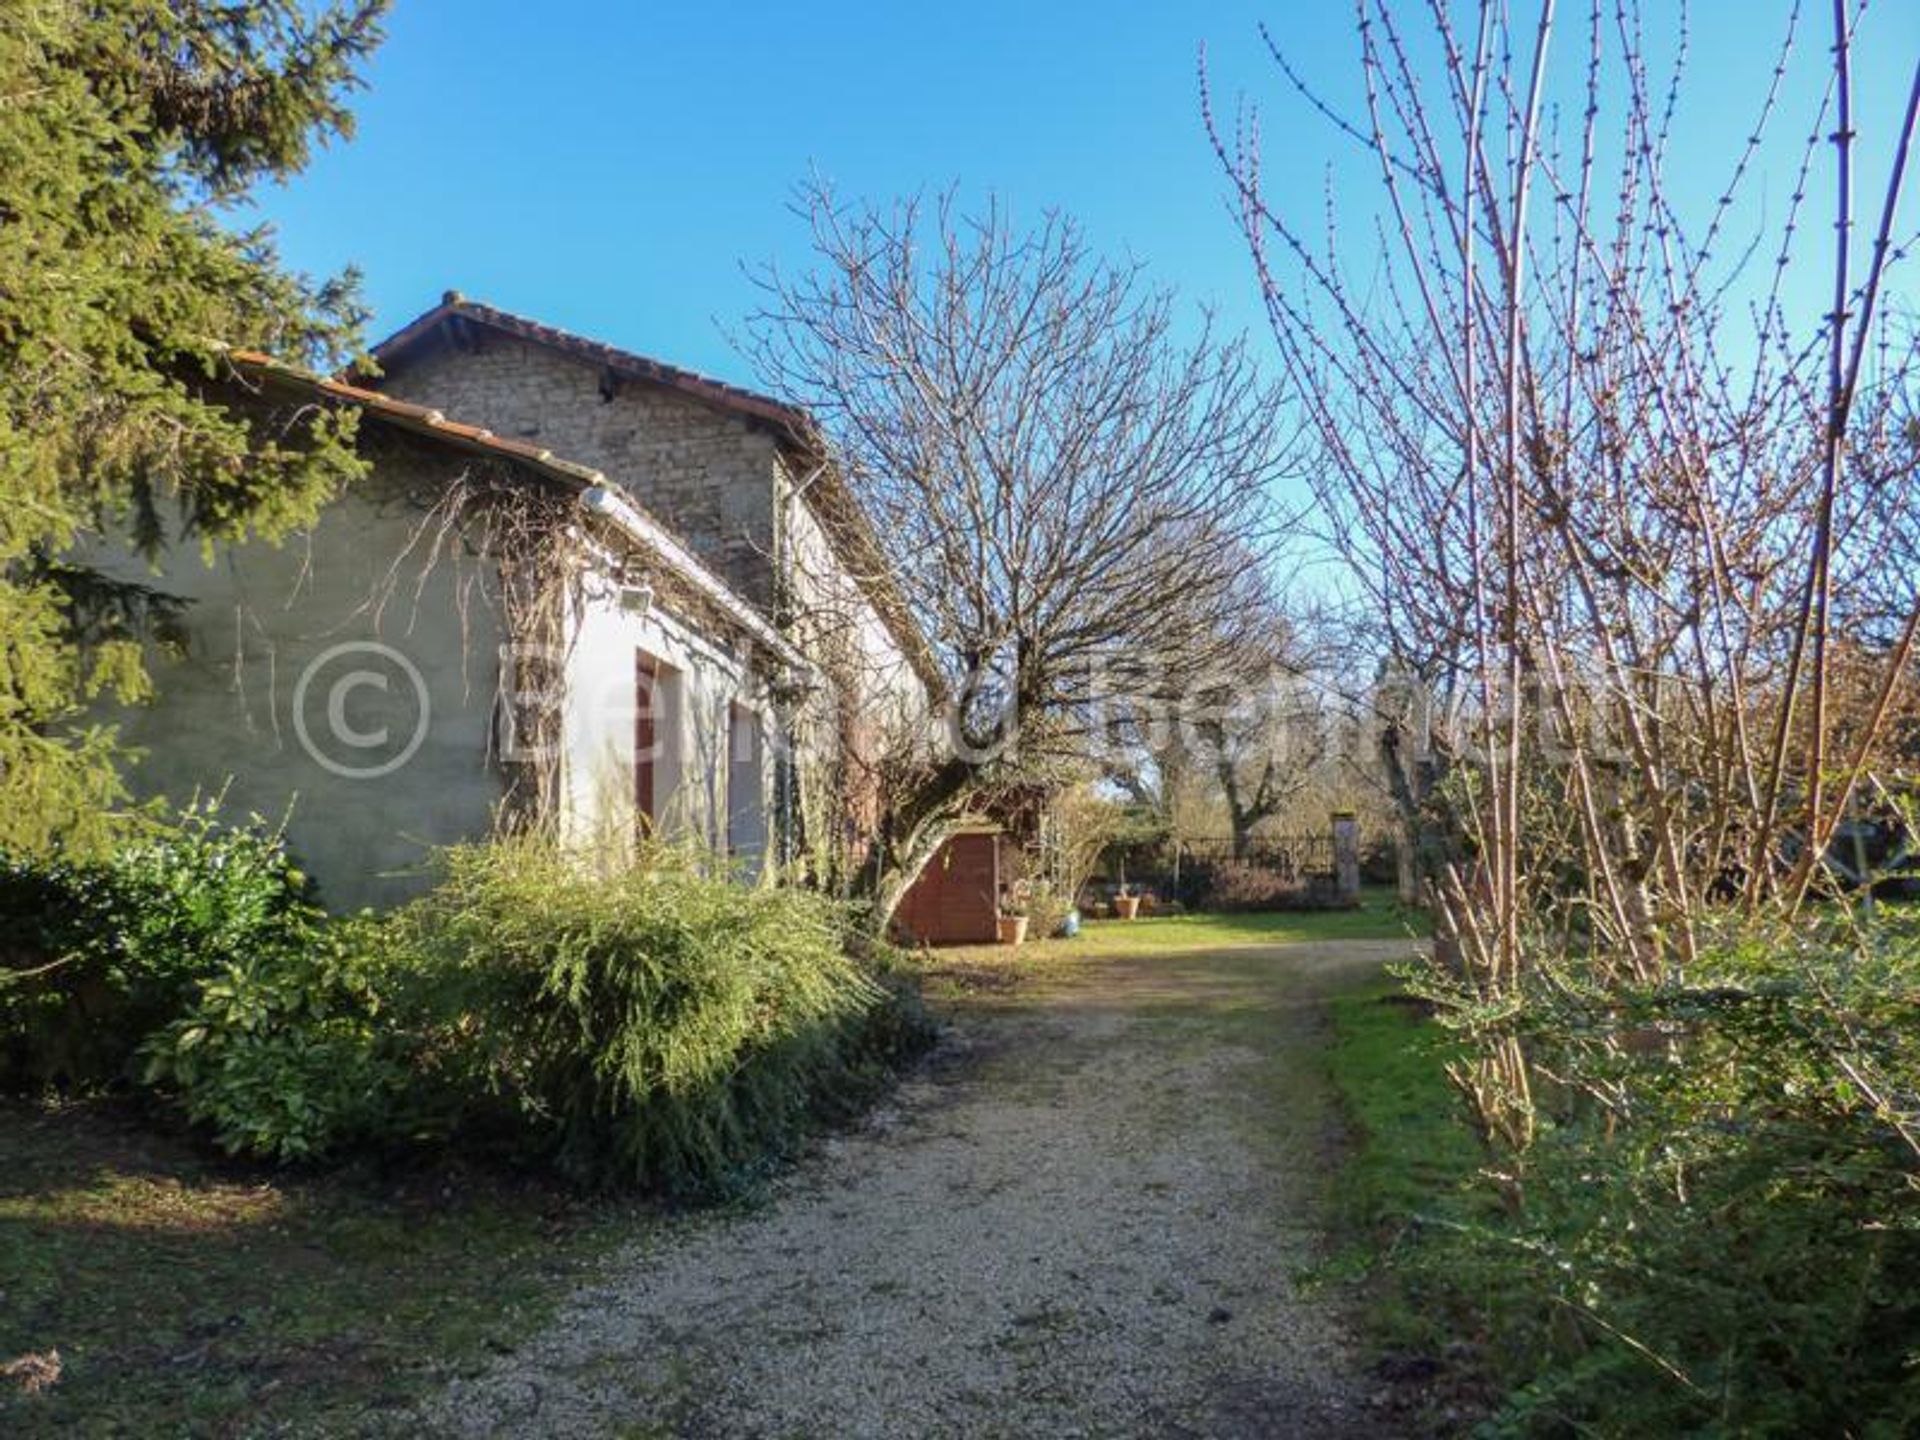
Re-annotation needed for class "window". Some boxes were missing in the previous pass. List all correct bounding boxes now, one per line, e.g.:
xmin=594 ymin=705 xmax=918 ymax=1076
xmin=635 ymin=650 xmax=677 ymax=833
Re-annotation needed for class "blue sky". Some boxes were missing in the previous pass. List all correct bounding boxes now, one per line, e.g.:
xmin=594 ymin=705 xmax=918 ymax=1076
xmin=257 ymin=2 xmax=1917 ymax=388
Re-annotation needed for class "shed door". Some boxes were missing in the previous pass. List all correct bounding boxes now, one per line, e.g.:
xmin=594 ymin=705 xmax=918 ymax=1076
xmin=893 ymin=833 xmax=1000 ymax=946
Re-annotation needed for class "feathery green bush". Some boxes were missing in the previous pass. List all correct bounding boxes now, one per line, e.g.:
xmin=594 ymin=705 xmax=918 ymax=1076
xmin=379 ymin=836 xmax=929 ymax=1194
xmin=1391 ymin=917 xmax=1920 ymax=1435
xmin=4 ymin=821 xmax=929 ymax=1186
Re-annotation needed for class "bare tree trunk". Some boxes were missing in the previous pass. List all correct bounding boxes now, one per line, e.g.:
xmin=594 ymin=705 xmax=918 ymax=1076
xmin=1380 ymin=720 xmax=1439 ymax=906
xmin=1395 ymin=827 xmax=1418 ymax=909
xmin=856 ymin=756 xmax=979 ymax=935
xmin=1229 ymin=808 xmax=1255 ymax=863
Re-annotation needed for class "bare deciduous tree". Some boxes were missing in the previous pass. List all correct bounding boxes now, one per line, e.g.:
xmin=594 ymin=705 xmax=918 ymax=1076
xmin=1192 ymin=610 xmax=1334 ymax=859
xmin=1101 ymin=589 xmax=1336 ymax=859
xmin=748 ymin=182 xmax=1290 ymax=925
xmin=1210 ymin=0 xmax=1920 ymax=1153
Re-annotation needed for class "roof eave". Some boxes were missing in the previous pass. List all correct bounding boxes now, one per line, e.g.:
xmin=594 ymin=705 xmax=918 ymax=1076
xmin=224 ymin=349 xmax=810 ymax=674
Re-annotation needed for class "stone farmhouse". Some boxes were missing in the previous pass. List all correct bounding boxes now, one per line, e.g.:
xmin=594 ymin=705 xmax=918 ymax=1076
xmin=91 ymin=294 xmax=941 ymax=911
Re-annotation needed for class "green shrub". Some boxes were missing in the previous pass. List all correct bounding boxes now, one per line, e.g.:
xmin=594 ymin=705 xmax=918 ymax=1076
xmin=1402 ymin=919 xmax=1920 ymax=1436
xmin=1198 ymin=856 xmax=1351 ymax=913
xmin=5 ymin=819 xmax=930 ymax=1187
xmin=379 ymin=836 xmax=929 ymax=1195
xmin=139 ymin=917 xmax=406 ymax=1162
xmin=1015 ymin=879 xmax=1076 ymax=939
xmin=0 ymin=806 xmax=323 ymax=1089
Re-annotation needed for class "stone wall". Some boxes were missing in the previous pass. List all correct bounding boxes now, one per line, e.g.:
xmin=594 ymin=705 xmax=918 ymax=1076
xmin=368 ymin=323 xmax=940 ymax=886
xmin=80 ymin=421 xmax=785 ymax=907
xmin=378 ymin=332 xmax=782 ymax=607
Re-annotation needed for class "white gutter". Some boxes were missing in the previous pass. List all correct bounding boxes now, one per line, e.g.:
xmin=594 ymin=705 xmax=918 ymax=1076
xmin=579 ymin=485 xmax=810 ymax=673
xmin=220 ymin=349 xmax=813 ymax=679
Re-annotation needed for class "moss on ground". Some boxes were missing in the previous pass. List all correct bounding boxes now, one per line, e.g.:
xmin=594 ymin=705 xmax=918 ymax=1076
xmin=0 ymin=1098 xmax=638 ymax=1435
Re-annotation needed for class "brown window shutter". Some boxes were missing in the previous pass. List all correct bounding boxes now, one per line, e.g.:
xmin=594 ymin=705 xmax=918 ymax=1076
xmin=635 ymin=651 xmax=659 ymax=830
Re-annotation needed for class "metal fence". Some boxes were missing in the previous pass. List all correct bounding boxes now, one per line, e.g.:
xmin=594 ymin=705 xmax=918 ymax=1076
xmin=1093 ymin=833 xmax=1337 ymax=909
xmin=1164 ymin=834 xmax=1334 ymax=878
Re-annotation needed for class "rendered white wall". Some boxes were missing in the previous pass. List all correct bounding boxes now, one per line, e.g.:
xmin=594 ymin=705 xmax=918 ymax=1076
xmin=84 ymin=481 xmax=510 ymax=911
xmin=558 ymin=568 xmax=774 ymax=878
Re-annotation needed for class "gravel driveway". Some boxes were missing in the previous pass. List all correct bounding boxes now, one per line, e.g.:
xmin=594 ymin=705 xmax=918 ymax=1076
xmin=421 ymin=938 xmax=1404 ymax=1439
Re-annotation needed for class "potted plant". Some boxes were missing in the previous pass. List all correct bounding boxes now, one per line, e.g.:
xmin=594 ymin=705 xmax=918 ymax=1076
xmin=1113 ymin=857 xmax=1141 ymax=920
xmin=997 ymin=903 xmax=1030 ymax=946
xmin=997 ymin=880 xmax=1031 ymax=945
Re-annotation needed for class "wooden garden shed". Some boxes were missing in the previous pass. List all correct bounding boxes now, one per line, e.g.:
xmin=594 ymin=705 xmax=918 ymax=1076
xmin=892 ymin=827 xmax=1004 ymax=947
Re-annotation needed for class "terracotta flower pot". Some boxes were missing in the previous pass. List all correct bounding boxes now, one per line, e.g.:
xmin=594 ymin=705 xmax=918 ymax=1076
xmin=1114 ymin=895 xmax=1142 ymax=920
xmin=997 ymin=914 xmax=1030 ymax=946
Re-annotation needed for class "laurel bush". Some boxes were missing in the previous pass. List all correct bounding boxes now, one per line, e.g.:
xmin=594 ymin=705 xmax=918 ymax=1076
xmin=0 ymin=807 xmax=326 ymax=1090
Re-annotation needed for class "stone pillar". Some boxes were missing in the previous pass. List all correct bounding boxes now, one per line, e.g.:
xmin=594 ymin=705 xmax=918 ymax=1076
xmin=1395 ymin=823 xmax=1420 ymax=907
xmin=1332 ymin=811 xmax=1361 ymax=906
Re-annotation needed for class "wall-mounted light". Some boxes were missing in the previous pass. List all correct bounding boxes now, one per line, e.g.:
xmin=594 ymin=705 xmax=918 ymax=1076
xmin=619 ymin=577 xmax=655 ymax=619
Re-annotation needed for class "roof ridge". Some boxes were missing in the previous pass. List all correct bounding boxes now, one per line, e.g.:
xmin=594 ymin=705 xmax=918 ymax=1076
xmin=368 ymin=295 xmax=809 ymax=432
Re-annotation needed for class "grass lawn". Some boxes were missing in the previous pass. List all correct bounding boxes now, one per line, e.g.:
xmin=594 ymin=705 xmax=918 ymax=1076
xmin=1069 ymin=888 xmax=1429 ymax=953
xmin=917 ymin=887 xmax=1428 ymax=1006
xmin=1320 ymin=965 xmax=1493 ymax=1425
xmin=1015 ymin=886 xmax=1428 ymax=958
xmin=0 ymin=1100 xmax=638 ymax=1435
xmin=915 ymin=887 xmax=1429 ymax=1004
xmin=1324 ymin=977 xmax=1479 ymax=1251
